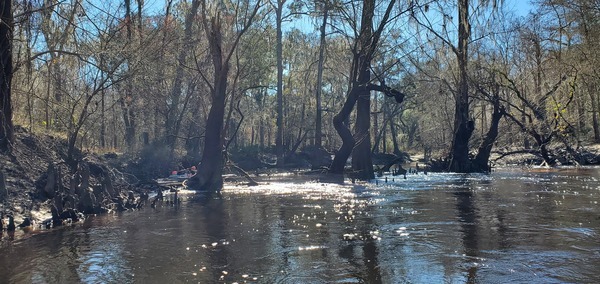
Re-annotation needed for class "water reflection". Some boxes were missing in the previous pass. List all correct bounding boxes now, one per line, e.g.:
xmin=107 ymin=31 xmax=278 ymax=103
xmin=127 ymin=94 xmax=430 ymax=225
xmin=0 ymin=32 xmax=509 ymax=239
xmin=2 ymin=169 xmax=600 ymax=283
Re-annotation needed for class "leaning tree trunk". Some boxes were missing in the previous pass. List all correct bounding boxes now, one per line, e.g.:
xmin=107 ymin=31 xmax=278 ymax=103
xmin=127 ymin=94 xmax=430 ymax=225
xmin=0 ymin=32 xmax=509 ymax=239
xmin=187 ymin=84 xmax=227 ymax=192
xmin=186 ymin=51 xmax=228 ymax=191
xmin=185 ymin=9 xmax=254 ymax=192
xmin=0 ymin=0 xmax=14 ymax=152
xmin=473 ymin=98 xmax=504 ymax=172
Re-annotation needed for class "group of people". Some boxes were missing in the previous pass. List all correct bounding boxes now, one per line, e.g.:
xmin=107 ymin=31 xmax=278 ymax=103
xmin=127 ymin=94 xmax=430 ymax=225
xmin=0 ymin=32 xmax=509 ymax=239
xmin=169 ymin=166 xmax=197 ymax=179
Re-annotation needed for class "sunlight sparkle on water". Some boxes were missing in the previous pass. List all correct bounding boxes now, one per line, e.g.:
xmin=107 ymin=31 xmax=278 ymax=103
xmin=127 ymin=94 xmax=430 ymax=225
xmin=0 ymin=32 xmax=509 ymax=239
xmin=225 ymin=181 xmax=361 ymax=201
xmin=298 ymin=245 xmax=328 ymax=251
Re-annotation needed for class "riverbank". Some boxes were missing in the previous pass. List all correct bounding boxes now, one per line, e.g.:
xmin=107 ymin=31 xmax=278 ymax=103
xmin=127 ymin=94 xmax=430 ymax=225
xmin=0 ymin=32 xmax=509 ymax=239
xmin=0 ymin=127 xmax=159 ymax=236
xmin=2 ymin=126 xmax=600 ymax=238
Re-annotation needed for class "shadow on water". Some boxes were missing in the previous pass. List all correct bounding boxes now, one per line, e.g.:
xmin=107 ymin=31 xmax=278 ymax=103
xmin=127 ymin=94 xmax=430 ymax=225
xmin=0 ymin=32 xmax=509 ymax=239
xmin=453 ymin=176 xmax=480 ymax=283
xmin=337 ymin=205 xmax=383 ymax=284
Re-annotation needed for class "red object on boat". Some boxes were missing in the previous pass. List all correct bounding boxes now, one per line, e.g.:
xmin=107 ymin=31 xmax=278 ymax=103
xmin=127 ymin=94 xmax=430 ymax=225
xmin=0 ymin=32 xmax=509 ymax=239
xmin=171 ymin=171 xmax=177 ymax=175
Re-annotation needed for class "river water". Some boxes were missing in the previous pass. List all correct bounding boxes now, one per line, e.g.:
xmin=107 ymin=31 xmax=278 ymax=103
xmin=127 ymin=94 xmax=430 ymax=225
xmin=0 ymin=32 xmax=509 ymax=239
xmin=1 ymin=168 xmax=600 ymax=283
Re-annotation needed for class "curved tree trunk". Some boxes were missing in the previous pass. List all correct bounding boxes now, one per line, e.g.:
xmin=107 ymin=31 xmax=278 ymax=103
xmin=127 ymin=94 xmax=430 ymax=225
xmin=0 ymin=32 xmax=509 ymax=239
xmin=473 ymin=98 xmax=504 ymax=171
xmin=328 ymin=0 xmax=374 ymax=177
xmin=329 ymin=87 xmax=359 ymax=175
xmin=328 ymin=0 xmax=399 ymax=180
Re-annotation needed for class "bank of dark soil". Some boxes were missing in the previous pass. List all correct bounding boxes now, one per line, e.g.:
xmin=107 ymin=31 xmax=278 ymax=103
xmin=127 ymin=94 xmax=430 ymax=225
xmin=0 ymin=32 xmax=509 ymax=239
xmin=0 ymin=127 xmax=158 ymax=234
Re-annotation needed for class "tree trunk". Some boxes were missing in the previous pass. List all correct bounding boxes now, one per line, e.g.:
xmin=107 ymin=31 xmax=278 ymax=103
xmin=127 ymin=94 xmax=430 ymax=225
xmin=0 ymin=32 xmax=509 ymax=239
xmin=329 ymin=0 xmax=398 ymax=179
xmin=100 ymin=85 xmax=106 ymax=148
xmin=390 ymin=118 xmax=401 ymax=157
xmin=382 ymin=105 xmax=387 ymax=152
xmin=352 ymin=89 xmax=374 ymax=180
xmin=329 ymin=0 xmax=375 ymax=177
xmin=188 ymin=87 xmax=227 ymax=192
xmin=165 ymin=0 xmax=200 ymax=151
xmin=372 ymin=95 xmax=379 ymax=152
xmin=590 ymin=85 xmax=600 ymax=142
xmin=275 ymin=0 xmax=285 ymax=167
xmin=473 ymin=99 xmax=504 ymax=171
xmin=0 ymin=170 xmax=7 ymax=202
xmin=448 ymin=0 xmax=474 ymax=172
xmin=186 ymin=16 xmax=229 ymax=192
xmin=186 ymin=0 xmax=260 ymax=191
xmin=0 ymin=0 xmax=14 ymax=152
xmin=259 ymin=117 xmax=265 ymax=149
xmin=329 ymin=87 xmax=359 ymax=175
xmin=314 ymin=4 xmax=328 ymax=148
xmin=122 ymin=0 xmax=136 ymax=151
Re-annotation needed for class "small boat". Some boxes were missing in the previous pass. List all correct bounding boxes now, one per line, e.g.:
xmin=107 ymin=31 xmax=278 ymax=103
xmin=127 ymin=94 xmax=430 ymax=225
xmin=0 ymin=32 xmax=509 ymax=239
xmin=168 ymin=171 xmax=194 ymax=181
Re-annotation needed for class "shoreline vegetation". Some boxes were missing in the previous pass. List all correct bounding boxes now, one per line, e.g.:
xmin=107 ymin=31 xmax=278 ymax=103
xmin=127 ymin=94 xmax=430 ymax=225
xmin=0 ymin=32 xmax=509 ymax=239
xmin=2 ymin=127 xmax=600 ymax=240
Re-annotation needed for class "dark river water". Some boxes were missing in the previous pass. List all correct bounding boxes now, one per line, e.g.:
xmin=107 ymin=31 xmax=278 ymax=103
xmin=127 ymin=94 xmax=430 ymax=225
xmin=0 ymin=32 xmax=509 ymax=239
xmin=2 ymin=168 xmax=600 ymax=283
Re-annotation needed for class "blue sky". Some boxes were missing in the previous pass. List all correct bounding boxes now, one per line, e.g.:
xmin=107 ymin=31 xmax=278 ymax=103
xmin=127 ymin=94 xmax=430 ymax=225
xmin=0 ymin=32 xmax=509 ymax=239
xmin=509 ymin=0 xmax=533 ymax=17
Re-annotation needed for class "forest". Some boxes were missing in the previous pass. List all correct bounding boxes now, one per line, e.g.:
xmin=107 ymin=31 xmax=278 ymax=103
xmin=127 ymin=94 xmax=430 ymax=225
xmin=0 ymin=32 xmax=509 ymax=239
xmin=0 ymin=0 xmax=599 ymax=192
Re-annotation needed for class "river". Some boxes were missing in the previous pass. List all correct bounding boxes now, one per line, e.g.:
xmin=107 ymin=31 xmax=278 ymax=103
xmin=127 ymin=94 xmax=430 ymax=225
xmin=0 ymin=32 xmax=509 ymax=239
xmin=1 ymin=168 xmax=599 ymax=283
